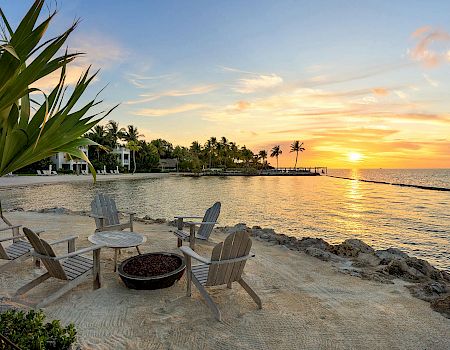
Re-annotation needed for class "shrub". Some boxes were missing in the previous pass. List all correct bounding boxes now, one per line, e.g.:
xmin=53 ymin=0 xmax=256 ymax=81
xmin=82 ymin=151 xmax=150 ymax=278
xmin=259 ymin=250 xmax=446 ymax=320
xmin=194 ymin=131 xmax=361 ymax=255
xmin=0 ymin=309 xmax=76 ymax=350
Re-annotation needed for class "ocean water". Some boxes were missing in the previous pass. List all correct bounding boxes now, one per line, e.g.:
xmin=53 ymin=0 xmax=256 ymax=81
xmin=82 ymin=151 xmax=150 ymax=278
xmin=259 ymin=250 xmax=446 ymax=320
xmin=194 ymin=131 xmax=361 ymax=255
xmin=0 ymin=170 xmax=449 ymax=271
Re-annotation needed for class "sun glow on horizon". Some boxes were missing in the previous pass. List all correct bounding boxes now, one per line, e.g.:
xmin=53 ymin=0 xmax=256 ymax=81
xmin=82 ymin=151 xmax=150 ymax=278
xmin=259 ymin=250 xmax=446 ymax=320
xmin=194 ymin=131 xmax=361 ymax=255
xmin=348 ymin=152 xmax=363 ymax=162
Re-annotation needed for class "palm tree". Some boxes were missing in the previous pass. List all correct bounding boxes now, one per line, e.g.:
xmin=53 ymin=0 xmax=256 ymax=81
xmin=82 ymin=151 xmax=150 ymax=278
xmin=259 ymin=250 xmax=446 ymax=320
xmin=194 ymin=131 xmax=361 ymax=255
xmin=122 ymin=125 xmax=142 ymax=143
xmin=204 ymin=139 xmax=213 ymax=168
xmin=126 ymin=140 xmax=141 ymax=174
xmin=190 ymin=141 xmax=202 ymax=155
xmin=290 ymin=141 xmax=305 ymax=169
xmin=106 ymin=120 xmax=125 ymax=148
xmin=270 ymin=145 xmax=282 ymax=170
xmin=258 ymin=150 xmax=267 ymax=169
xmin=86 ymin=125 xmax=107 ymax=160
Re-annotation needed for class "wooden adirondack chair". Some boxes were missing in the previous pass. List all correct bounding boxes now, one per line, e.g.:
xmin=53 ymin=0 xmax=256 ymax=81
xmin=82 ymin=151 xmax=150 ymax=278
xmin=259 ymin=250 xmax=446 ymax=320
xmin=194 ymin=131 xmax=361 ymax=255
xmin=173 ymin=202 xmax=221 ymax=250
xmin=15 ymin=228 xmax=103 ymax=308
xmin=180 ymin=231 xmax=262 ymax=321
xmin=0 ymin=213 xmax=43 ymax=271
xmin=90 ymin=193 xmax=135 ymax=232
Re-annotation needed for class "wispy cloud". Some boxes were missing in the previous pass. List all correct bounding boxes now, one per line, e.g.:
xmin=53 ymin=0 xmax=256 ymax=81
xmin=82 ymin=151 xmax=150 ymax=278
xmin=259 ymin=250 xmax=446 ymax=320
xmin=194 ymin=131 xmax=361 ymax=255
xmin=233 ymin=74 xmax=283 ymax=93
xmin=220 ymin=65 xmax=283 ymax=93
xmin=126 ymin=73 xmax=177 ymax=88
xmin=423 ymin=73 xmax=439 ymax=87
xmin=410 ymin=26 xmax=450 ymax=67
xmin=133 ymin=103 xmax=206 ymax=117
xmin=32 ymin=32 xmax=125 ymax=92
xmin=125 ymin=84 xmax=217 ymax=104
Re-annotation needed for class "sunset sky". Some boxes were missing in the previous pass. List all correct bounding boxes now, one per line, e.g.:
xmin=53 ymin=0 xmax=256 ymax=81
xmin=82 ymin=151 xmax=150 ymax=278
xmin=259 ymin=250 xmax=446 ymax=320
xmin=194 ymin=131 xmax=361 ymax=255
xmin=4 ymin=1 xmax=450 ymax=168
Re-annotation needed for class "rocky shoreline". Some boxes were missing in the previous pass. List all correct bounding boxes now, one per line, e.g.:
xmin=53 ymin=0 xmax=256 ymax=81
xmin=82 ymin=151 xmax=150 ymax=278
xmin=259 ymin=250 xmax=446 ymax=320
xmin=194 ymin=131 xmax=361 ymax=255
xmin=217 ymin=223 xmax=450 ymax=319
xmin=7 ymin=207 xmax=450 ymax=319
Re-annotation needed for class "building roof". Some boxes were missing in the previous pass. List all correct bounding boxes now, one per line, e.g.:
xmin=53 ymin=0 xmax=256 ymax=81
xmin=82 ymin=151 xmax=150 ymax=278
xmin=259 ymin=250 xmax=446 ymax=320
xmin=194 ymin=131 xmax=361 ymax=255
xmin=159 ymin=158 xmax=178 ymax=168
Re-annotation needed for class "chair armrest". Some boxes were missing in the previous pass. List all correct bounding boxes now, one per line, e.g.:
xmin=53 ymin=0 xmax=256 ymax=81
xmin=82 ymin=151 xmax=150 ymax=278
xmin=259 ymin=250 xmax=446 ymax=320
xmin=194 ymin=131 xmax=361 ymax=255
xmin=0 ymin=225 xmax=21 ymax=232
xmin=53 ymin=244 xmax=104 ymax=260
xmin=0 ymin=234 xmax=26 ymax=243
xmin=184 ymin=221 xmax=218 ymax=226
xmin=48 ymin=235 xmax=78 ymax=245
xmin=119 ymin=211 xmax=136 ymax=215
xmin=90 ymin=214 xmax=104 ymax=219
xmin=179 ymin=246 xmax=211 ymax=265
xmin=174 ymin=216 xmax=203 ymax=219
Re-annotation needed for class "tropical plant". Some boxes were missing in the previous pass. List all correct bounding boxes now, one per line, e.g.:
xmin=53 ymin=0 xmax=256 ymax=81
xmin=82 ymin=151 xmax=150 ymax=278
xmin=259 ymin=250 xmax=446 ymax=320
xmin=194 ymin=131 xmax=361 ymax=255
xmin=106 ymin=120 xmax=125 ymax=148
xmin=258 ymin=150 xmax=267 ymax=169
xmin=122 ymin=125 xmax=142 ymax=142
xmin=126 ymin=140 xmax=141 ymax=174
xmin=270 ymin=145 xmax=282 ymax=169
xmin=0 ymin=309 xmax=76 ymax=350
xmin=0 ymin=0 xmax=117 ymax=179
xmin=290 ymin=140 xmax=305 ymax=169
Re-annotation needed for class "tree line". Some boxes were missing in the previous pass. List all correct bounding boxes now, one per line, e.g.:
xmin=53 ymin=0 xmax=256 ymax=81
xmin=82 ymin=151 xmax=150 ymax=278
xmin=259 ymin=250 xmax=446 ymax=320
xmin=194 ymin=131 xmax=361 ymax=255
xmin=19 ymin=120 xmax=306 ymax=174
xmin=84 ymin=121 xmax=306 ymax=173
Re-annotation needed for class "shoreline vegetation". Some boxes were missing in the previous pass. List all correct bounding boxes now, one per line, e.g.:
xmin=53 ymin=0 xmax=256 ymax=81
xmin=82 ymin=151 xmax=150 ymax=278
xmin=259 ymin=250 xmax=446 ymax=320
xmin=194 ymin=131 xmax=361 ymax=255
xmin=5 ymin=207 xmax=450 ymax=319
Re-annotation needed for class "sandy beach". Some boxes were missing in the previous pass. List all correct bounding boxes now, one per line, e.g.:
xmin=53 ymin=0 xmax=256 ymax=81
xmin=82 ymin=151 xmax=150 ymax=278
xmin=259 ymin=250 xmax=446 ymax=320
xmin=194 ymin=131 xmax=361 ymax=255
xmin=0 ymin=173 xmax=169 ymax=188
xmin=1 ymin=211 xmax=449 ymax=350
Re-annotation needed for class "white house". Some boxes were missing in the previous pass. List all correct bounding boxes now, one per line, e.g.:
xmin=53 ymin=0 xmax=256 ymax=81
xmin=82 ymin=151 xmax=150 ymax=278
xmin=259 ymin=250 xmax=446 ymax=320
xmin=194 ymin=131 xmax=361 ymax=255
xmin=51 ymin=146 xmax=89 ymax=172
xmin=112 ymin=146 xmax=131 ymax=170
xmin=51 ymin=146 xmax=131 ymax=172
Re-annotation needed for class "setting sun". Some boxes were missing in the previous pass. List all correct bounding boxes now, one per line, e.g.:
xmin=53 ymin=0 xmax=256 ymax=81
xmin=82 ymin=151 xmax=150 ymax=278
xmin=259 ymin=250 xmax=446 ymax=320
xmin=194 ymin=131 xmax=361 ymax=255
xmin=348 ymin=152 xmax=363 ymax=162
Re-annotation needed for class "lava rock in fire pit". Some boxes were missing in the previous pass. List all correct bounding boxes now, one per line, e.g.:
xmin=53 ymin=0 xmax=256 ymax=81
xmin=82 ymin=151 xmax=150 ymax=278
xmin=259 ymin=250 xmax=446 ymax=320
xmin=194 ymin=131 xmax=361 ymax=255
xmin=118 ymin=252 xmax=185 ymax=290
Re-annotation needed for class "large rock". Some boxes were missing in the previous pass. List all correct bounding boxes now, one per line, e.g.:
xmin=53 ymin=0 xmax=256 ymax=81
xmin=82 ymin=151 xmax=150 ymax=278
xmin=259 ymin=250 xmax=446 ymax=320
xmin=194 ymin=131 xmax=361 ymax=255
xmin=305 ymin=247 xmax=343 ymax=262
xmin=297 ymin=237 xmax=330 ymax=251
xmin=224 ymin=223 xmax=250 ymax=235
xmin=328 ymin=239 xmax=374 ymax=257
xmin=404 ymin=257 xmax=445 ymax=281
xmin=381 ymin=259 xmax=428 ymax=282
xmin=430 ymin=296 xmax=450 ymax=318
xmin=376 ymin=248 xmax=409 ymax=263
xmin=352 ymin=252 xmax=381 ymax=267
xmin=408 ymin=281 xmax=450 ymax=301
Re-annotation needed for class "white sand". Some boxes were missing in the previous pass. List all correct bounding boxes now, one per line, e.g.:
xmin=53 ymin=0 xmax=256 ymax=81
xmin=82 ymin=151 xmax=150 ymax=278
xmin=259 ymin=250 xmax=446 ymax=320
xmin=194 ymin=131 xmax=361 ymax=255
xmin=1 ymin=211 xmax=449 ymax=350
xmin=0 ymin=173 xmax=168 ymax=188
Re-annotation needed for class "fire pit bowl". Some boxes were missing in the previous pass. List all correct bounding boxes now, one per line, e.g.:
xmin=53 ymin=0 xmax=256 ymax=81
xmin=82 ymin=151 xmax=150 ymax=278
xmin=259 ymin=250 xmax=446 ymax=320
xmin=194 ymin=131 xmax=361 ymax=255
xmin=118 ymin=252 xmax=185 ymax=290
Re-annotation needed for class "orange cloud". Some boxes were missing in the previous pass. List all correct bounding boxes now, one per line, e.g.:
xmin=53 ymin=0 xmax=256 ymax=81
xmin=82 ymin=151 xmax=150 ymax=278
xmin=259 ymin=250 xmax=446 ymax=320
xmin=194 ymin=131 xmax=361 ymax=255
xmin=372 ymin=88 xmax=389 ymax=96
xmin=133 ymin=103 xmax=206 ymax=117
xmin=410 ymin=27 xmax=450 ymax=67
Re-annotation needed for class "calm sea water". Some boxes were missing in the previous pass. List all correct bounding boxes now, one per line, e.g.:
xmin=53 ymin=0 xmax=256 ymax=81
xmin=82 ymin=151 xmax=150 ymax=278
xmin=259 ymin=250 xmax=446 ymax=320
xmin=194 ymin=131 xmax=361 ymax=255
xmin=0 ymin=169 xmax=449 ymax=270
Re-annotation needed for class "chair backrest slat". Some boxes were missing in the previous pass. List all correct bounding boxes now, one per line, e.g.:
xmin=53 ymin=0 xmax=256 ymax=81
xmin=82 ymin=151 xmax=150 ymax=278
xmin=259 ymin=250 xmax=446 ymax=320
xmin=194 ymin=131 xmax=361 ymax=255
xmin=206 ymin=231 xmax=252 ymax=286
xmin=197 ymin=202 xmax=221 ymax=240
xmin=23 ymin=228 xmax=67 ymax=280
xmin=91 ymin=193 xmax=120 ymax=229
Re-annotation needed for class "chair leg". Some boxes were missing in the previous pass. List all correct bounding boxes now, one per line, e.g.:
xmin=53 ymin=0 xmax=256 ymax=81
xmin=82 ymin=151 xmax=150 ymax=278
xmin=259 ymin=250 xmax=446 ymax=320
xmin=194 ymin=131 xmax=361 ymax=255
xmin=185 ymin=255 xmax=192 ymax=297
xmin=15 ymin=272 xmax=51 ymax=296
xmin=192 ymin=277 xmax=221 ymax=321
xmin=136 ymin=246 xmax=141 ymax=255
xmin=114 ymin=249 xmax=119 ymax=272
xmin=36 ymin=272 xmax=90 ymax=308
xmin=177 ymin=238 xmax=182 ymax=248
xmin=227 ymin=282 xmax=232 ymax=289
xmin=238 ymin=278 xmax=262 ymax=309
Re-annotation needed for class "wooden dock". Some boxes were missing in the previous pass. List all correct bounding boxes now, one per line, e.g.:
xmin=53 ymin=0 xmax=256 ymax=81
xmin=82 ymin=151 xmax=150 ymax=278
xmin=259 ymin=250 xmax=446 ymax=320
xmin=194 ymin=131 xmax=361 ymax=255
xmin=188 ymin=167 xmax=328 ymax=177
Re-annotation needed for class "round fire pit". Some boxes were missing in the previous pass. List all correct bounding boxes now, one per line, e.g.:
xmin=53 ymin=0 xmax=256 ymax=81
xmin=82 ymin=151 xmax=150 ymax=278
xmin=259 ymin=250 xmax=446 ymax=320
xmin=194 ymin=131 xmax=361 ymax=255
xmin=118 ymin=252 xmax=185 ymax=290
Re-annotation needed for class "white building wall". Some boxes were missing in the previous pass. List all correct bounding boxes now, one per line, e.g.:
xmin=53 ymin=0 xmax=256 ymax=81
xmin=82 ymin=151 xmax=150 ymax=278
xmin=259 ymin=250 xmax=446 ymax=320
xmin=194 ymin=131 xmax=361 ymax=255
xmin=51 ymin=147 xmax=89 ymax=171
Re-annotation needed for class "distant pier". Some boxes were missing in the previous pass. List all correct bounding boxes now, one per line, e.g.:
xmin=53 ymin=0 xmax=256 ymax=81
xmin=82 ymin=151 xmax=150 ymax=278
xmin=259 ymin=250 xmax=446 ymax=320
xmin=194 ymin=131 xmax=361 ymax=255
xmin=183 ymin=167 xmax=327 ymax=177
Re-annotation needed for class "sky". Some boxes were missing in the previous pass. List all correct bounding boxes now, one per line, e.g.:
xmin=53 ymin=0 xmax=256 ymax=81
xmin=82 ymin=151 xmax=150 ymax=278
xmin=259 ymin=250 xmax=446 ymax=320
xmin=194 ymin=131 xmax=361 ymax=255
xmin=3 ymin=0 xmax=450 ymax=168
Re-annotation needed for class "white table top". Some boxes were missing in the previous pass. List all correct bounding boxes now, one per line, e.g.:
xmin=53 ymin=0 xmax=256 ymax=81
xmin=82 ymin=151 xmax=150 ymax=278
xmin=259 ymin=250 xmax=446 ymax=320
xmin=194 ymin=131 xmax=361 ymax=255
xmin=88 ymin=231 xmax=146 ymax=248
